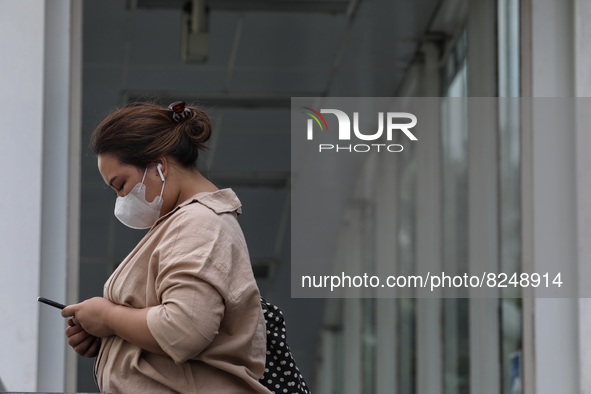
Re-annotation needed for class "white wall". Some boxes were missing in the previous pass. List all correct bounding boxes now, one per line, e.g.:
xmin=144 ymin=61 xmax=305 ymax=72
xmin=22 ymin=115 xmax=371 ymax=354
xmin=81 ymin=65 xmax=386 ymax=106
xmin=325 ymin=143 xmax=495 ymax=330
xmin=0 ymin=1 xmax=80 ymax=391
xmin=0 ymin=1 xmax=47 ymax=390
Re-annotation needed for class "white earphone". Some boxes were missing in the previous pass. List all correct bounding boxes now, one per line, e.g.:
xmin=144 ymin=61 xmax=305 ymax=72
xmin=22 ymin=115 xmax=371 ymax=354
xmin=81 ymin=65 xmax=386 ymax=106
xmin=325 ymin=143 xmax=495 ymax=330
xmin=156 ymin=163 xmax=165 ymax=182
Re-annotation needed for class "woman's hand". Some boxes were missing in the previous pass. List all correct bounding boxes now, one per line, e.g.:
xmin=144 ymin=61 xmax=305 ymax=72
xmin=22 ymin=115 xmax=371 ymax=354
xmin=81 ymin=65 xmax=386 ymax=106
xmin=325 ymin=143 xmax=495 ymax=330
xmin=65 ymin=319 xmax=101 ymax=358
xmin=62 ymin=297 xmax=116 ymax=338
xmin=62 ymin=297 xmax=165 ymax=355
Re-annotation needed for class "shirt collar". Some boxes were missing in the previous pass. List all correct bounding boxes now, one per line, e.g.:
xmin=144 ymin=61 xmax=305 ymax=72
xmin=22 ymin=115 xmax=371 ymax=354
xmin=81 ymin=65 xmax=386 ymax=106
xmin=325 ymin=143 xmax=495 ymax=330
xmin=186 ymin=188 xmax=243 ymax=214
xmin=152 ymin=188 xmax=242 ymax=229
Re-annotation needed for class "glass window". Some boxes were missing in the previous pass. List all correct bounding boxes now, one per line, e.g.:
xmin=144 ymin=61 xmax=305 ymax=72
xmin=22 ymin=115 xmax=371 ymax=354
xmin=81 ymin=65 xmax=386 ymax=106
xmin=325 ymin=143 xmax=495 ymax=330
xmin=333 ymin=324 xmax=345 ymax=393
xmin=498 ymin=0 xmax=522 ymax=393
xmin=441 ymin=34 xmax=470 ymax=394
xmin=361 ymin=197 xmax=377 ymax=393
xmin=397 ymin=141 xmax=417 ymax=394
xmin=362 ymin=298 xmax=377 ymax=393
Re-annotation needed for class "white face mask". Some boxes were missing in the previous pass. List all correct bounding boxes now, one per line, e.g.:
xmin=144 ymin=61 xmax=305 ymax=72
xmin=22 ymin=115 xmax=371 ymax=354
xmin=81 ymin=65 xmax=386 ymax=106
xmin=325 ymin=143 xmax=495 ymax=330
xmin=114 ymin=165 xmax=165 ymax=229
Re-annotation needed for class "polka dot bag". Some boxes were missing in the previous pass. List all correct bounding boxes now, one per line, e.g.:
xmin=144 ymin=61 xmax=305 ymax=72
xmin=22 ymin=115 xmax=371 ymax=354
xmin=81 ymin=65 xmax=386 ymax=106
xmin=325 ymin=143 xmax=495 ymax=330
xmin=260 ymin=298 xmax=311 ymax=394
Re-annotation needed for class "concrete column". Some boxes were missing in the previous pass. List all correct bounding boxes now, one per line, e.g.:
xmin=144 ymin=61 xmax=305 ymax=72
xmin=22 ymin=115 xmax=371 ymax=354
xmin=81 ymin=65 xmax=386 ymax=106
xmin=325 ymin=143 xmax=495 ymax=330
xmin=574 ymin=1 xmax=591 ymax=394
xmin=39 ymin=0 xmax=82 ymax=392
xmin=0 ymin=1 xmax=48 ymax=390
xmin=466 ymin=2 xmax=501 ymax=393
xmin=0 ymin=1 xmax=81 ymax=391
xmin=415 ymin=43 xmax=443 ymax=394
xmin=521 ymin=2 xmax=578 ymax=394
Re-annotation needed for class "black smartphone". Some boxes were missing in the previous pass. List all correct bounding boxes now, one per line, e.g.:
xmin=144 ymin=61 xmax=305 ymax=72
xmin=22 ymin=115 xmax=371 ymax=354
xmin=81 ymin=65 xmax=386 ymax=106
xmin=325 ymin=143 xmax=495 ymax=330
xmin=37 ymin=296 xmax=67 ymax=310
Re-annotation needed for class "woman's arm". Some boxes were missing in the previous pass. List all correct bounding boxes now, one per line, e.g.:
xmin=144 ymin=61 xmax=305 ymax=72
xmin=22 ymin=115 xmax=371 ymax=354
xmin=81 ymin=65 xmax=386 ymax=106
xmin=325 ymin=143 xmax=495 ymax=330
xmin=62 ymin=297 xmax=166 ymax=355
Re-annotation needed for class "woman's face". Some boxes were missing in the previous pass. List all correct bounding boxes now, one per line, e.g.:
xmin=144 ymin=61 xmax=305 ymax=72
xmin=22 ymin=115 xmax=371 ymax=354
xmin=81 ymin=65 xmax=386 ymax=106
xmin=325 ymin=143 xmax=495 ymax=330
xmin=97 ymin=153 xmax=164 ymax=204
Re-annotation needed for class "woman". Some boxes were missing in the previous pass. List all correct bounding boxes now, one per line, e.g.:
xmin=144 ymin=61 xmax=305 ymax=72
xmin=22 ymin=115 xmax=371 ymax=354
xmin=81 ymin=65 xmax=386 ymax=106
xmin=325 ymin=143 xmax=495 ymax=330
xmin=62 ymin=101 xmax=272 ymax=393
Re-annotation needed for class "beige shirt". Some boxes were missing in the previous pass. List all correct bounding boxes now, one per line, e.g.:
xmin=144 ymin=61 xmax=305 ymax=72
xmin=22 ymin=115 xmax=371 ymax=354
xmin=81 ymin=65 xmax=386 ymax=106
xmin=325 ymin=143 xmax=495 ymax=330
xmin=95 ymin=189 xmax=272 ymax=394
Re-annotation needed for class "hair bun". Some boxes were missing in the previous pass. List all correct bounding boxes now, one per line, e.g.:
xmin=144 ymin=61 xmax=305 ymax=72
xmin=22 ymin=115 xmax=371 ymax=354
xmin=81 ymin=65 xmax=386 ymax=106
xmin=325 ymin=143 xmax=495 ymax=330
xmin=174 ymin=105 xmax=212 ymax=151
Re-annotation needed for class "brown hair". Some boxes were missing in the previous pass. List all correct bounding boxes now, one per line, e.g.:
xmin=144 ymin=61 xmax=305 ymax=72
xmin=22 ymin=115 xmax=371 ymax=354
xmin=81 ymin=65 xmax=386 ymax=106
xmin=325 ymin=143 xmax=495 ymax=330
xmin=89 ymin=102 xmax=212 ymax=168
